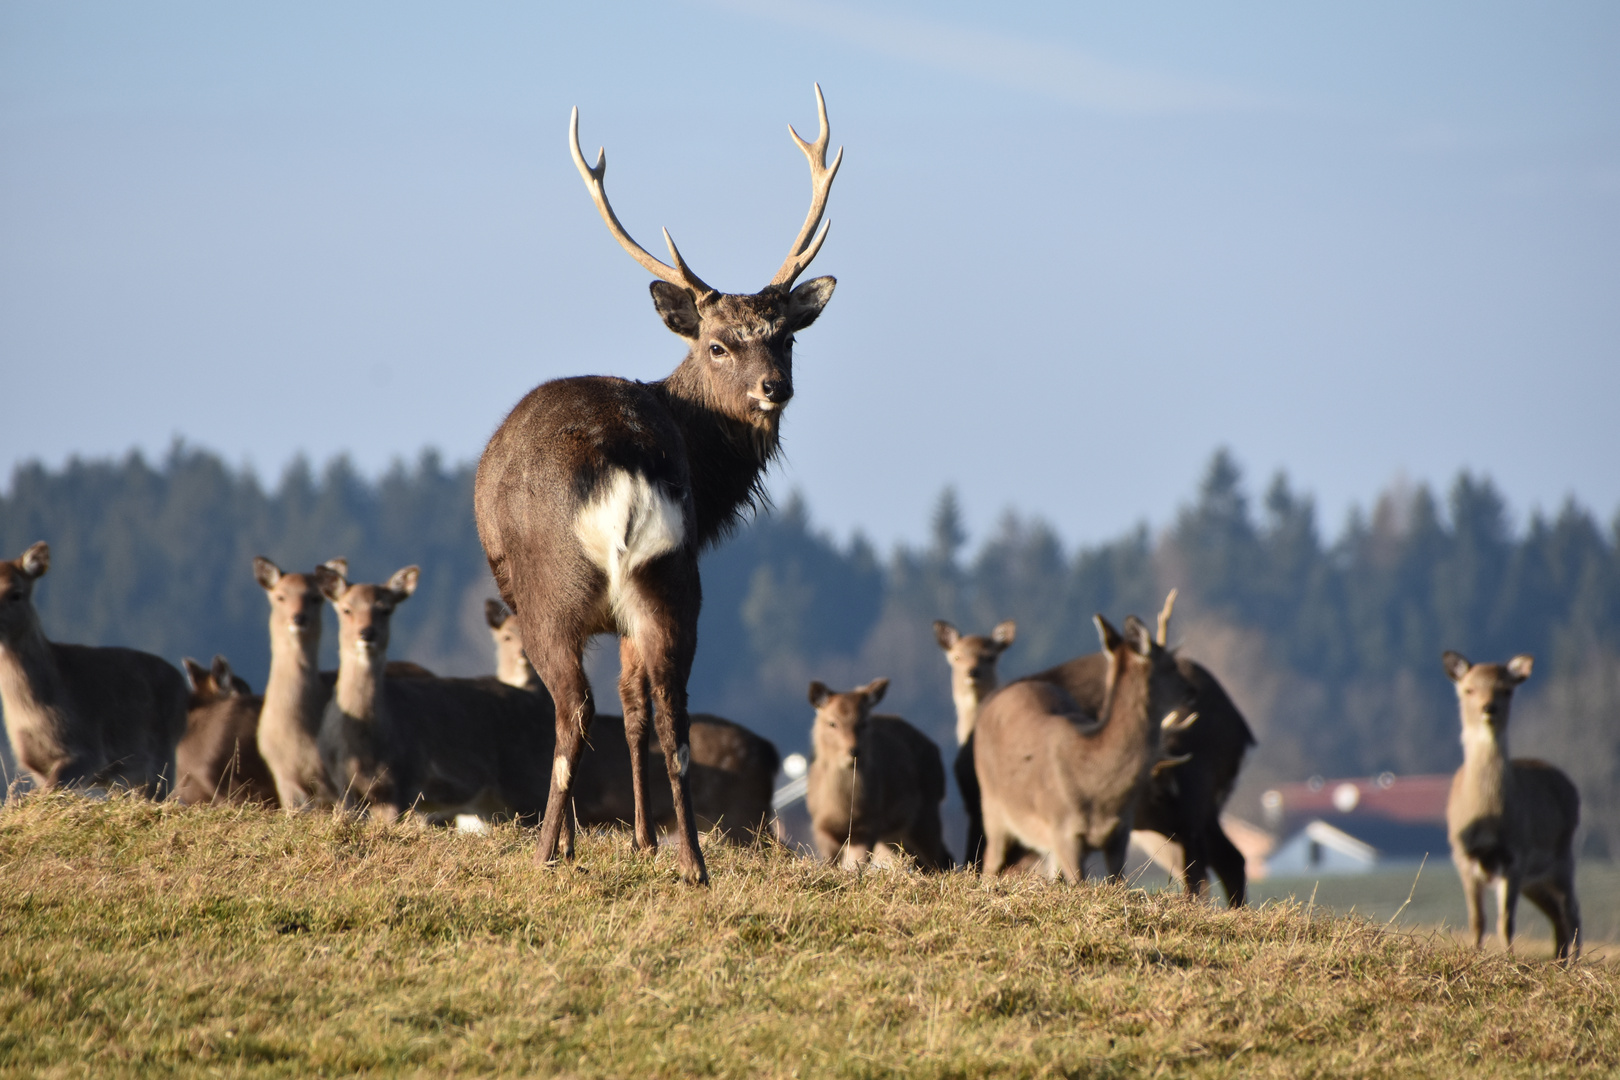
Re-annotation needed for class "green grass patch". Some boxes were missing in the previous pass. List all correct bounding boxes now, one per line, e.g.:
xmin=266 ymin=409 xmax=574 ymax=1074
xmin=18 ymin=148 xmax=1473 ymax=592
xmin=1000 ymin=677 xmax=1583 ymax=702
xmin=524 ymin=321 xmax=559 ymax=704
xmin=1 ymin=793 xmax=1615 ymax=1077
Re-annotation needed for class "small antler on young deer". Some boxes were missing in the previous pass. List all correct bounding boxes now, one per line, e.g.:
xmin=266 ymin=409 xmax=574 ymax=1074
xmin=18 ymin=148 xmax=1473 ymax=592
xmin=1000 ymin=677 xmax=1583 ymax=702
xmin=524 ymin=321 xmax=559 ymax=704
xmin=1156 ymin=588 xmax=1178 ymax=647
xmin=569 ymin=84 xmax=841 ymax=296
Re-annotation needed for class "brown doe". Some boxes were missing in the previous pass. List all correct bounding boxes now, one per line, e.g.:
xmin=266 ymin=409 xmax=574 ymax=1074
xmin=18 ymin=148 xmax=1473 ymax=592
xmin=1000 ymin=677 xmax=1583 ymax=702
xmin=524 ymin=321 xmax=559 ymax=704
xmin=484 ymin=598 xmax=780 ymax=844
xmin=0 ymin=542 xmax=187 ymax=796
xmin=804 ymin=678 xmax=952 ymax=871
xmin=316 ymin=565 xmax=551 ymax=823
xmin=474 ymin=87 xmax=842 ymax=883
xmin=174 ymin=655 xmax=279 ymax=807
xmin=973 ymin=614 xmax=1192 ymax=883
xmin=1443 ymin=651 xmax=1581 ymax=961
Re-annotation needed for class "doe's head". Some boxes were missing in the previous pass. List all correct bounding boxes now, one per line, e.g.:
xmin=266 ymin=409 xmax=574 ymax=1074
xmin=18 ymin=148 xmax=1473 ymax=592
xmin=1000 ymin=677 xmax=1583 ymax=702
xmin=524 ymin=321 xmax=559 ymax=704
xmin=316 ymin=564 xmax=419 ymax=666
xmin=254 ymin=556 xmax=349 ymax=644
xmin=1443 ymin=650 xmax=1532 ymax=737
xmin=0 ymin=542 xmax=50 ymax=638
xmin=808 ymin=677 xmax=889 ymax=768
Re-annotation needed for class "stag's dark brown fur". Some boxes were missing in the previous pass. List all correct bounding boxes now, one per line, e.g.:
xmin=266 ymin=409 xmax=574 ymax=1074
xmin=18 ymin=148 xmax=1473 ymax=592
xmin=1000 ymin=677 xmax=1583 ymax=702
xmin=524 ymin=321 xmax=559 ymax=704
xmin=474 ymin=89 xmax=840 ymax=883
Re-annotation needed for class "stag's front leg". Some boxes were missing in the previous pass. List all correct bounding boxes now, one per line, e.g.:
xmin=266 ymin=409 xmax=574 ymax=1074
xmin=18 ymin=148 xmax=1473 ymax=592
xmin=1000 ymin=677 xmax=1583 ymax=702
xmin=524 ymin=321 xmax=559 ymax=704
xmin=634 ymin=563 xmax=707 ymax=885
xmin=618 ymin=636 xmax=658 ymax=853
xmin=532 ymin=650 xmax=595 ymax=866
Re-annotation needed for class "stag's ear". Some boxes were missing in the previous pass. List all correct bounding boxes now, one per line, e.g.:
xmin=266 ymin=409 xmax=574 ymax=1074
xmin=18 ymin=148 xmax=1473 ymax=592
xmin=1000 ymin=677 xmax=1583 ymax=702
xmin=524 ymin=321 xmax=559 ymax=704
xmin=387 ymin=565 xmax=420 ymax=601
xmin=991 ymin=620 xmax=1017 ymax=649
xmin=862 ymin=677 xmax=890 ymax=705
xmin=786 ymin=276 xmax=835 ymax=330
xmin=1442 ymin=651 xmax=1471 ymax=683
xmin=808 ymin=680 xmax=832 ymax=708
xmin=1124 ymin=615 xmax=1154 ymax=657
xmin=933 ymin=620 xmax=960 ymax=651
xmin=1506 ymin=654 xmax=1533 ymax=683
xmin=314 ymin=564 xmax=347 ymax=601
xmin=182 ymin=657 xmax=209 ymax=693
xmin=1093 ymin=614 xmax=1122 ymax=654
xmin=485 ymin=598 xmax=510 ymax=630
xmin=322 ymin=557 xmax=349 ymax=579
xmin=650 ymin=281 xmax=701 ymax=339
xmin=18 ymin=542 xmax=49 ymax=579
xmin=253 ymin=556 xmax=282 ymax=589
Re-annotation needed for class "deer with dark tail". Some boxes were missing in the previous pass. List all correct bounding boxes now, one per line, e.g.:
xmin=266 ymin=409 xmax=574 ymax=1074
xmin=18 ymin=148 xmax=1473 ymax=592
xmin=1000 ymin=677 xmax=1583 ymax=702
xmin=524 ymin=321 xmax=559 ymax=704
xmin=475 ymin=87 xmax=841 ymax=883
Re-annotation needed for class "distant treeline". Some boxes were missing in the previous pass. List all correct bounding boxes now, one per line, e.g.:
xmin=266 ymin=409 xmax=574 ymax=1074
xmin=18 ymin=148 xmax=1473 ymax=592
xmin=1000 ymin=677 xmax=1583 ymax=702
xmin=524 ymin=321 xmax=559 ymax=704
xmin=3 ymin=444 xmax=1617 ymax=855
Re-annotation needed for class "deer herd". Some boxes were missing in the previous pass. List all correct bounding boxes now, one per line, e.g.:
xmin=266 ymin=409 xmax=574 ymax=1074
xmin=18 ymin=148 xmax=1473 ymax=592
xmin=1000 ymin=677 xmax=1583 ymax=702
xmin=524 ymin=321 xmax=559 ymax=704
xmin=0 ymin=88 xmax=1585 ymax=961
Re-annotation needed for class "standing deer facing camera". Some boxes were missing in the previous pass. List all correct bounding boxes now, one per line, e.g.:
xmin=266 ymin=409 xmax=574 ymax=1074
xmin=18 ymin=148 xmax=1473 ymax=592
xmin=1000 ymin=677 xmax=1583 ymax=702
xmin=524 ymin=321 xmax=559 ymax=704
xmin=475 ymin=87 xmax=841 ymax=883
xmin=1443 ymin=651 xmax=1581 ymax=961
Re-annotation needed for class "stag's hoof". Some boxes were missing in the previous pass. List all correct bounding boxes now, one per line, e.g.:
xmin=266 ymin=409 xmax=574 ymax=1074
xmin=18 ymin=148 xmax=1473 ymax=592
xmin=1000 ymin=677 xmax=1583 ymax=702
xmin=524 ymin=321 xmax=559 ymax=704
xmin=678 ymin=850 xmax=710 ymax=886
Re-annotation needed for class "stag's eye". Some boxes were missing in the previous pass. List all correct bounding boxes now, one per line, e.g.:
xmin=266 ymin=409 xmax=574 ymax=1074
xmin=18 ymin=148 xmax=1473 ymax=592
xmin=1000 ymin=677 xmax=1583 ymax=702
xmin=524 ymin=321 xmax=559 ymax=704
xmin=708 ymin=343 xmax=727 ymax=360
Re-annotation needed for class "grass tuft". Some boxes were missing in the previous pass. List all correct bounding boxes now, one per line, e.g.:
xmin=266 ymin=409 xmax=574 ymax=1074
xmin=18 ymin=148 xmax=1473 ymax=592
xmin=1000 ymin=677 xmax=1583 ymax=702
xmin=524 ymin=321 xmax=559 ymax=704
xmin=0 ymin=792 xmax=1615 ymax=1077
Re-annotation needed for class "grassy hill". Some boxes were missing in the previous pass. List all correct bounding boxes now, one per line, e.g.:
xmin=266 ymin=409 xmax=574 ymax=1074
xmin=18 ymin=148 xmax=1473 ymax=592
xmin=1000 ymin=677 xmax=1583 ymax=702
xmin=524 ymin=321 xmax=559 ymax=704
xmin=1 ymin=795 xmax=1615 ymax=1078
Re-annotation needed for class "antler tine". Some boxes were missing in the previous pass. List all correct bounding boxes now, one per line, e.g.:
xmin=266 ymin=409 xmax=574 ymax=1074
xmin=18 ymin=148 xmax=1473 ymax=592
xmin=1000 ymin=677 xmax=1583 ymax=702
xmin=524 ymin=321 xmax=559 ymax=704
xmin=569 ymin=107 xmax=713 ymax=297
xmin=770 ymin=83 xmax=843 ymax=288
xmin=1156 ymin=587 xmax=1178 ymax=647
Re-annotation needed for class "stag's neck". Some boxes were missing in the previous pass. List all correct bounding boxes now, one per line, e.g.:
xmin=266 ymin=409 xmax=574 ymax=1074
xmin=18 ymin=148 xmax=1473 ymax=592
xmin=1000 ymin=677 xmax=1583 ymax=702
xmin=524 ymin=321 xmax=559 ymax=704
xmin=0 ymin=611 xmax=68 ymax=731
xmin=333 ymin=646 xmax=384 ymax=722
xmin=263 ymin=626 xmax=324 ymax=735
xmin=654 ymin=371 xmax=780 ymax=549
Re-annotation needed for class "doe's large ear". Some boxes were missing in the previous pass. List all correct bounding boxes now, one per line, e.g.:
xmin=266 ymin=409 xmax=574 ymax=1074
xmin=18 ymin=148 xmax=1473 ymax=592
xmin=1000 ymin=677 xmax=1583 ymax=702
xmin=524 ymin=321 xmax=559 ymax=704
xmin=786 ymin=276 xmax=835 ymax=331
xmin=933 ymin=620 xmax=960 ymax=651
xmin=387 ymin=565 xmax=420 ymax=600
xmin=991 ymin=620 xmax=1017 ymax=649
xmin=485 ymin=598 xmax=510 ymax=630
xmin=650 ymin=281 xmax=701 ymax=339
xmin=313 ymin=564 xmax=347 ymax=602
xmin=861 ymin=677 xmax=890 ymax=705
xmin=1093 ymin=614 xmax=1122 ymax=654
xmin=252 ymin=556 xmax=281 ymax=590
xmin=1506 ymin=654 xmax=1533 ymax=683
xmin=808 ymin=680 xmax=832 ymax=708
xmin=210 ymin=655 xmax=243 ymax=698
xmin=19 ymin=542 xmax=50 ymax=579
xmin=181 ymin=657 xmax=209 ymax=693
xmin=1442 ymin=651 xmax=1471 ymax=683
xmin=322 ymin=557 xmax=349 ymax=578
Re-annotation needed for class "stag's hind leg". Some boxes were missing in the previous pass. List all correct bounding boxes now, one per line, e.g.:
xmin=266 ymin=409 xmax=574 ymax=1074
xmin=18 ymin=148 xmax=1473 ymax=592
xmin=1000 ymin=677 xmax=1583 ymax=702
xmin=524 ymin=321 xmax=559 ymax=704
xmin=618 ymin=637 xmax=658 ymax=853
xmin=529 ymin=631 xmax=596 ymax=866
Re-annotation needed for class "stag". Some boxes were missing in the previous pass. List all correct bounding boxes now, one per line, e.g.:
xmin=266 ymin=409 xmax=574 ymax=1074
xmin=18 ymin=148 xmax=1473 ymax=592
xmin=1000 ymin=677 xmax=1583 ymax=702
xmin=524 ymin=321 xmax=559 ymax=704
xmin=475 ymin=87 xmax=841 ymax=883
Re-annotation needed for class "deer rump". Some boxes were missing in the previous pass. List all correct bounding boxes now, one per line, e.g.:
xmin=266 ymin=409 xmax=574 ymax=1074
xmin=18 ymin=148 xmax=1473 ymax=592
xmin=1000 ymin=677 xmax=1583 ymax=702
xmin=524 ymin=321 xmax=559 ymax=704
xmin=319 ymin=675 xmax=552 ymax=822
xmin=968 ymin=639 xmax=1244 ymax=891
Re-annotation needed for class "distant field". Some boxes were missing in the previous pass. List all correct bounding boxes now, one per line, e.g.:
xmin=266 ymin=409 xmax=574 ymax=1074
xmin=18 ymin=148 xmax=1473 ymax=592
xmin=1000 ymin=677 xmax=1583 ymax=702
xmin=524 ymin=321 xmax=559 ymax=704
xmin=1 ymin=794 xmax=1616 ymax=1078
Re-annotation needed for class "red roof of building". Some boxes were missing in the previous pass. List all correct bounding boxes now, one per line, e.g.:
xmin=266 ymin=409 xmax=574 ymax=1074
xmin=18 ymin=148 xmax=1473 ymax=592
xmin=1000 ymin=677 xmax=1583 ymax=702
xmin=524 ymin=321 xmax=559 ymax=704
xmin=1262 ymin=773 xmax=1452 ymax=826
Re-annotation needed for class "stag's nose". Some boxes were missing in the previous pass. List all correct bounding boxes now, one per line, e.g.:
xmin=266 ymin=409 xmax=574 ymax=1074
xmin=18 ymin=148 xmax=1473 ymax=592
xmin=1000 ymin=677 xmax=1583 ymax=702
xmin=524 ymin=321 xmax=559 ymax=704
xmin=760 ymin=379 xmax=792 ymax=404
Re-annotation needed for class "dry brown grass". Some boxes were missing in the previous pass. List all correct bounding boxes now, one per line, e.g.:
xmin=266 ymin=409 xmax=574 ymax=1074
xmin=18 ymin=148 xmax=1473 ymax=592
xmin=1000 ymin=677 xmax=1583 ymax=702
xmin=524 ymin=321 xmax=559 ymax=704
xmin=0 ymin=792 xmax=1615 ymax=1078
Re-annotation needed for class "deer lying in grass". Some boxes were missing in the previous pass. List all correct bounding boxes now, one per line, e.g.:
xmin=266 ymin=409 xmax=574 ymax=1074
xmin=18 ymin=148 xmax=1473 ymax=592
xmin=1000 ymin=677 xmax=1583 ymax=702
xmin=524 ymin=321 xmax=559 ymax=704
xmin=316 ymin=566 xmax=550 ymax=823
xmin=254 ymin=557 xmax=435 ymax=811
xmin=485 ymin=599 xmax=780 ymax=843
xmin=1443 ymin=651 xmax=1581 ymax=961
xmin=0 ymin=542 xmax=187 ymax=795
xmin=974 ymin=614 xmax=1193 ymax=883
xmin=174 ymin=655 xmax=278 ymax=806
xmin=942 ymin=595 xmax=1255 ymax=903
xmin=805 ymin=678 xmax=952 ymax=870
xmin=474 ymin=87 xmax=841 ymax=883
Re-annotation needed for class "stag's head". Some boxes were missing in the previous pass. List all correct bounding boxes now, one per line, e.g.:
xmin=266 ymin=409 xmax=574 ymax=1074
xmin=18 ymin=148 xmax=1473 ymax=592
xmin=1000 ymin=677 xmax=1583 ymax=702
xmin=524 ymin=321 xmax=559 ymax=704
xmin=315 ymin=564 xmax=419 ymax=668
xmin=0 ymin=542 xmax=49 ymax=640
xmin=808 ymin=677 xmax=888 ymax=770
xmin=570 ymin=86 xmax=840 ymax=431
xmin=1444 ymin=650 xmax=1532 ymax=747
xmin=1095 ymin=614 xmax=1192 ymax=736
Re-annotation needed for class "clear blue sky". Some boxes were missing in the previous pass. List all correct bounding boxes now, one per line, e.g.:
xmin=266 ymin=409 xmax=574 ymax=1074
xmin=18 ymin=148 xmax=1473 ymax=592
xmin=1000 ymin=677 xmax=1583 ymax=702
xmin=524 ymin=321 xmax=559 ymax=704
xmin=3 ymin=2 xmax=1616 ymax=549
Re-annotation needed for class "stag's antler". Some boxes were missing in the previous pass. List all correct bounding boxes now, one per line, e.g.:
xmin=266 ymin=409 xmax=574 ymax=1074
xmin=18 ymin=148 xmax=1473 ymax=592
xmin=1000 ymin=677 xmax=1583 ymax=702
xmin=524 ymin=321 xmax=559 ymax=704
xmin=770 ymin=84 xmax=843 ymax=289
xmin=570 ymin=108 xmax=714 ymax=298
